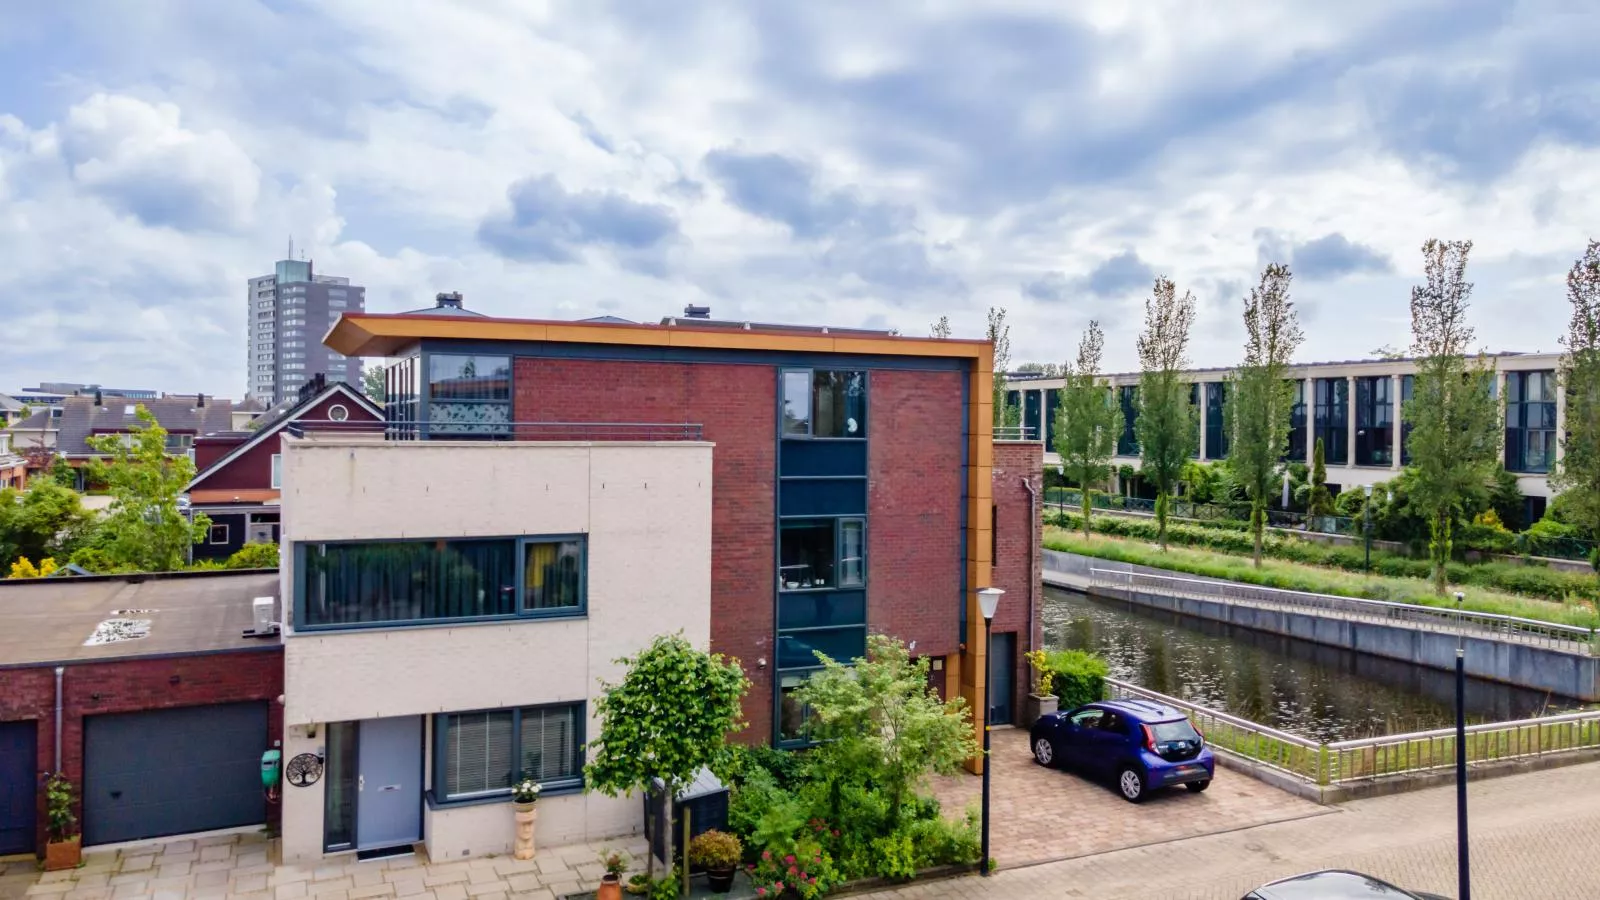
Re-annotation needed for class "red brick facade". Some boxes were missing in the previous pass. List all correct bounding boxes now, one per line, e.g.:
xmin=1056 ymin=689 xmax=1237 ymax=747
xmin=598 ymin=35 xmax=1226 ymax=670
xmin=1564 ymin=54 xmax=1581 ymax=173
xmin=866 ymin=369 xmax=965 ymax=658
xmin=193 ymin=392 xmax=382 ymax=494
xmin=990 ymin=441 xmax=1044 ymax=720
xmin=0 ymin=649 xmax=284 ymax=853
xmin=513 ymin=358 xmax=779 ymax=740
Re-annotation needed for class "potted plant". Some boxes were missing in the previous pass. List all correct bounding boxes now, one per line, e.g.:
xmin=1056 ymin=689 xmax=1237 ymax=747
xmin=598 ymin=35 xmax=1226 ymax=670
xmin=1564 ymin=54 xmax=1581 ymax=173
xmin=597 ymin=849 xmax=628 ymax=900
xmin=688 ymin=830 xmax=742 ymax=894
xmin=510 ymin=778 xmax=540 ymax=860
xmin=1022 ymin=650 xmax=1058 ymax=727
xmin=43 ymin=773 xmax=80 ymax=871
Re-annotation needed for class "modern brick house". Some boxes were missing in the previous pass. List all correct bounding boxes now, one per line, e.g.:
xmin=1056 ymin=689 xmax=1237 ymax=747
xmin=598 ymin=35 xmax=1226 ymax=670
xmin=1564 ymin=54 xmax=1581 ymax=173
xmin=260 ymin=308 xmax=1042 ymax=860
xmin=0 ymin=571 xmax=283 ymax=856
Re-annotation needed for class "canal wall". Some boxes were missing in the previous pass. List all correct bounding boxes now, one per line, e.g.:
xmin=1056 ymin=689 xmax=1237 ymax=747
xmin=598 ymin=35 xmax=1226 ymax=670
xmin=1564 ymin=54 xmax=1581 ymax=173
xmin=1044 ymin=549 xmax=1600 ymax=702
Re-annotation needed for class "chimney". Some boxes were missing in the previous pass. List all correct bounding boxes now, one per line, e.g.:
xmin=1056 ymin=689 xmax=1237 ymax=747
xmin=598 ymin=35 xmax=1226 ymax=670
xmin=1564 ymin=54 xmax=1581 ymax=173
xmin=196 ymin=393 xmax=205 ymax=408
xmin=436 ymin=292 xmax=464 ymax=310
xmin=683 ymin=304 xmax=711 ymax=319
xmin=93 ymin=390 xmax=103 ymax=406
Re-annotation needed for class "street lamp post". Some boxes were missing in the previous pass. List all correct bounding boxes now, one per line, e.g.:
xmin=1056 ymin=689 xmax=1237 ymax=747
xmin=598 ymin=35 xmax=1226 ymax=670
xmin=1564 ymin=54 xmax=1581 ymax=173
xmin=1362 ymin=484 xmax=1374 ymax=572
xmin=976 ymin=587 xmax=1005 ymax=877
xmin=1454 ymin=590 xmax=1471 ymax=900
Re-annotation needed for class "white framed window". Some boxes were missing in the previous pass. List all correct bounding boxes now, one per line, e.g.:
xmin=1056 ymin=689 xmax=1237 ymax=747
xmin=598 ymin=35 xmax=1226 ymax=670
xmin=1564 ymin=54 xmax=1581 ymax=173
xmin=328 ymin=404 xmax=350 ymax=422
xmin=209 ymin=523 xmax=230 ymax=545
xmin=271 ymin=453 xmax=282 ymax=489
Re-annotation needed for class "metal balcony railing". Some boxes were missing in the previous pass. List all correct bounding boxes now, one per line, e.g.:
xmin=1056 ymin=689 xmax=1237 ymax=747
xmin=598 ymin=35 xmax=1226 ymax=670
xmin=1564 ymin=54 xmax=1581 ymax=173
xmin=285 ymin=419 xmax=705 ymax=441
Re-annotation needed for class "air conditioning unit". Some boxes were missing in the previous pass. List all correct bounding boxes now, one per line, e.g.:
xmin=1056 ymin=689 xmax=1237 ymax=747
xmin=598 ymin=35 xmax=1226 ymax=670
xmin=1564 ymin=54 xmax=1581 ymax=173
xmin=245 ymin=596 xmax=280 ymax=638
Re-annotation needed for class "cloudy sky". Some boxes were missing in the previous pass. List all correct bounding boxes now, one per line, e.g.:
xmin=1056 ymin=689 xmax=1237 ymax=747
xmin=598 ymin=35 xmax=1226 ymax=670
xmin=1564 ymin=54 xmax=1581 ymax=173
xmin=1 ymin=0 xmax=1596 ymax=397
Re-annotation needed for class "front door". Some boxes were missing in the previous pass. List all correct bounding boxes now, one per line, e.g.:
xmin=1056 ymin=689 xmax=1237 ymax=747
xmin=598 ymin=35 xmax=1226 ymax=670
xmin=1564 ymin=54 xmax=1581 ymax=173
xmin=987 ymin=632 xmax=1015 ymax=726
xmin=0 ymin=721 xmax=35 ymax=855
xmin=356 ymin=717 xmax=422 ymax=851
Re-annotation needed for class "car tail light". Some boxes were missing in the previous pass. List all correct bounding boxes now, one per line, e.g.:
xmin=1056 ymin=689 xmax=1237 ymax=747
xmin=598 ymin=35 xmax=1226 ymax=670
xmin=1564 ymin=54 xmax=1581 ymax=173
xmin=1141 ymin=724 xmax=1158 ymax=753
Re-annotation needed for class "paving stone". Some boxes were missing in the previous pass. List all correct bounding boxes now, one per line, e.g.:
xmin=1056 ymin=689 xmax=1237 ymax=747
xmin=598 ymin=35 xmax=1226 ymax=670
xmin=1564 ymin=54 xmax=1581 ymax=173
xmin=199 ymin=845 xmax=234 ymax=864
xmin=431 ymin=886 xmax=468 ymax=900
xmin=347 ymin=885 xmax=396 ymax=900
xmin=274 ymin=882 xmax=309 ymax=899
xmin=233 ymin=874 xmax=270 ymax=894
xmin=157 ymin=842 xmax=195 ymax=857
xmin=311 ymin=877 xmax=356 ymax=894
xmin=387 ymin=880 xmax=428 ymax=898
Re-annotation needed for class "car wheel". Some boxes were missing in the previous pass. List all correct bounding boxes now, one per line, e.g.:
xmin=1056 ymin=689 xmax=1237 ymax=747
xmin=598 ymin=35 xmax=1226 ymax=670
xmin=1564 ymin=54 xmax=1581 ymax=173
xmin=1185 ymin=779 xmax=1211 ymax=793
xmin=1117 ymin=767 xmax=1146 ymax=803
xmin=1032 ymin=737 xmax=1057 ymax=768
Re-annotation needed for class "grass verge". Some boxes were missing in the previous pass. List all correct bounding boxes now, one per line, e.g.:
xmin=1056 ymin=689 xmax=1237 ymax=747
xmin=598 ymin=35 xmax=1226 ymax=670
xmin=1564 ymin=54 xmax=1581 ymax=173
xmin=1047 ymin=526 xmax=1600 ymax=629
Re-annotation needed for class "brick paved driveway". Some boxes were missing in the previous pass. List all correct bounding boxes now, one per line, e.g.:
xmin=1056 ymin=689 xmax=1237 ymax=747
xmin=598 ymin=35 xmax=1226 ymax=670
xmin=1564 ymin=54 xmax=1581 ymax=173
xmin=929 ymin=728 xmax=1326 ymax=867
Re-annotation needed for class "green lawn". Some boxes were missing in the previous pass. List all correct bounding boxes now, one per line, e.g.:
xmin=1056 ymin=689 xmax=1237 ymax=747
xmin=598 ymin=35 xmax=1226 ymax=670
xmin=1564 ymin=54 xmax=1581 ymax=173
xmin=1046 ymin=526 xmax=1600 ymax=630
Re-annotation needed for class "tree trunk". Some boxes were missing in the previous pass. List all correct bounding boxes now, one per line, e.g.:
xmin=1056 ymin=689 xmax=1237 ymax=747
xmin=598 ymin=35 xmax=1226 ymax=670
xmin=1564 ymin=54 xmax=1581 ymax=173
xmin=1155 ymin=492 xmax=1170 ymax=550
xmin=1251 ymin=501 xmax=1265 ymax=568
xmin=1081 ymin=488 xmax=1093 ymax=540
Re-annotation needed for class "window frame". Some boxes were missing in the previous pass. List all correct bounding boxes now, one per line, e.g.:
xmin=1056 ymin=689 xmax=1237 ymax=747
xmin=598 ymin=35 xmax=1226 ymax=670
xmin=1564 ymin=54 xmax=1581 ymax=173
xmin=270 ymin=453 xmax=282 ymax=489
xmin=293 ymin=534 xmax=589 ymax=632
xmin=209 ymin=523 xmax=230 ymax=545
xmin=778 ymin=516 xmax=866 ymax=593
xmin=779 ymin=368 xmax=869 ymax=440
xmin=430 ymin=702 xmax=586 ymax=807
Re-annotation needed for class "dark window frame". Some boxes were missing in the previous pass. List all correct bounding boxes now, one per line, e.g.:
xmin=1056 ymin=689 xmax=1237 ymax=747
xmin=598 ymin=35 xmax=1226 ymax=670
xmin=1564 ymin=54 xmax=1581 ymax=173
xmin=430 ymin=701 xmax=586 ymax=807
xmin=294 ymin=534 xmax=588 ymax=631
xmin=1354 ymin=375 xmax=1394 ymax=467
xmin=780 ymin=368 xmax=869 ymax=440
xmin=1505 ymin=370 xmax=1557 ymax=474
xmin=1314 ymin=378 xmax=1349 ymax=466
xmin=778 ymin=516 xmax=867 ymax=592
xmin=1117 ymin=386 xmax=1139 ymax=456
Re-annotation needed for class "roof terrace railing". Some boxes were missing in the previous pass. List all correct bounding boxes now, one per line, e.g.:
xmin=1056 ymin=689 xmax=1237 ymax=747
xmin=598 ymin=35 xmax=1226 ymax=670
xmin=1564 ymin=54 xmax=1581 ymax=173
xmin=286 ymin=419 xmax=705 ymax=442
xmin=993 ymin=425 xmax=1038 ymax=441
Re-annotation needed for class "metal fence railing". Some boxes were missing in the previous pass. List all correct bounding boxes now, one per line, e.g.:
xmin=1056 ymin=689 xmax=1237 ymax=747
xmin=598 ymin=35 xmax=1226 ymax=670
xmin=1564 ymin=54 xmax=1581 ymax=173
xmin=1089 ymin=567 xmax=1598 ymax=654
xmin=1105 ymin=677 xmax=1600 ymax=786
xmin=994 ymin=425 xmax=1038 ymax=441
xmin=1104 ymin=678 xmax=1323 ymax=781
xmin=287 ymin=419 xmax=706 ymax=441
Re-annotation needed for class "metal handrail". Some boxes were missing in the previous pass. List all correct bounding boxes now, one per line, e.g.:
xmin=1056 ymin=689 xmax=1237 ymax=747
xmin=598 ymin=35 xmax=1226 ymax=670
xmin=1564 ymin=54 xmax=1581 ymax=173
xmin=1105 ymin=677 xmax=1600 ymax=786
xmin=287 ymin=419 xmax=705 ymax=441
xmin=1089 ymin=567 xmax=1597 ymax=653
xmin=993 ymin=425 xmax=1037 ymax=441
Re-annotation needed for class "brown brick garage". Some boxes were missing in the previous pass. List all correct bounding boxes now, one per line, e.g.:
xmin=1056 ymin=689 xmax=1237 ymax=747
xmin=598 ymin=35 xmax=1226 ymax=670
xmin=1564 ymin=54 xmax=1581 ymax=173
xmin=0 ymin=572 xmax=283 ymax=856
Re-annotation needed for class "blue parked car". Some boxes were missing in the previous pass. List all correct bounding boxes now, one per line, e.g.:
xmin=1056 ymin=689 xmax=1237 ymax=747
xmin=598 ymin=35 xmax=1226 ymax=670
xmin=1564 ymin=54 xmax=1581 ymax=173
xmin=1029 ymin=699 xmax=1215 ymax=802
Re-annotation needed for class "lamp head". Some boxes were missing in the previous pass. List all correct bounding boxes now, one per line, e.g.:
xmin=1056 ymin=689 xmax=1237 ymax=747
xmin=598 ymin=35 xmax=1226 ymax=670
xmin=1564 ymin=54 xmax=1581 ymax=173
xmin=1454 ymin=591 xmax=1465 ymax=604
xmin=1363 ymin=484 xmax=1373 ymax=497
xmin=976 ymin=587 xmax=1005 ymax=622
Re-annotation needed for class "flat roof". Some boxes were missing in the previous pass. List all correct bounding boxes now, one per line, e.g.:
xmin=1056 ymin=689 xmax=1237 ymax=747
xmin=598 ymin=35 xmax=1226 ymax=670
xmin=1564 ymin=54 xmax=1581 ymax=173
xmin=0 ymin=571 xmax=280 ymax=667
xmin=324 ymin=311 xmax=991 ymax=361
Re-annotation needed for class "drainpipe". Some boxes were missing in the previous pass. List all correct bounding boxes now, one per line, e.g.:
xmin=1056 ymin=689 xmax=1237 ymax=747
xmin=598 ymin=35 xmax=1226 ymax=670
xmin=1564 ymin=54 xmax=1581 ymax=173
xmin=1021 ymin=476 xmax=1039 ymax=657
xmin=53 ymin=666 xmax=64 ymax=772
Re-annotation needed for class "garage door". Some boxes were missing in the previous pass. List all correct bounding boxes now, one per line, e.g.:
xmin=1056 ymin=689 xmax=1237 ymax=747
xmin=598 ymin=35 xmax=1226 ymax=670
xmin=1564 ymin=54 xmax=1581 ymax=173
xmin=0 ymin=721 xmax=35 ymax=855
xmin=83 ymin=703 xmax=267 ymax=846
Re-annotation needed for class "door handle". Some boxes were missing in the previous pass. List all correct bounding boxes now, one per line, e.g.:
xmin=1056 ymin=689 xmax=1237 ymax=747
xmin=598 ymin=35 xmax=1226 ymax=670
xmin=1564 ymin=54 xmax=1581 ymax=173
xmin=358 ymin=775 xmax=364 ymax=792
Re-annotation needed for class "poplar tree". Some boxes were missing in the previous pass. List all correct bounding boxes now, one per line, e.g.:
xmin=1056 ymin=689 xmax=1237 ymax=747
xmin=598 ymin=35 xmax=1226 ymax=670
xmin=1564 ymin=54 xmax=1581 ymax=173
xmin=1054 ymin=321 xmax=1123 ymax=538
xmin=1225 ymin=264 xmax=1304 ymax=566
xmin=930 ymin=316 xmax=952 ymax=339
xmin=1135 ymin=277 xmax=1199 ymax=549
xmin=1404 ymin=239 xmax=1502 ymax=594
xmin=988 ymin=307 xmax=1021 ymax=430
xmin=1552 ymin=240 xmax=1600 ymax=568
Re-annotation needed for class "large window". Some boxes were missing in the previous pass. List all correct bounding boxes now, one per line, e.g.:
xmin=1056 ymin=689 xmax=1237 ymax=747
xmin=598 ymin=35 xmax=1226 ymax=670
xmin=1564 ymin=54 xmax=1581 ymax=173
xmin=1204 ymin=383 xmax=1228 ymax=460
xmin=1400 ymin=374 xmax=1414 ymax=463
xmin=297 ymin=536 xmax=585 ymax=629
xmin=1188 ymin=384 xmax=1201 ymax=459
xmin=783 ymin=370 xmax=867 ymax=438
xmin=1117 ymin=386 xmax=1139 ymax=456
xmin=1354 ymin=376 xmax=1393 ymax=466
xmin=435 ymin=703 xmax=583 ymax=803
xmin=1506 ymin=370 xmax=1557 ymax=473
xmin=1314 ymin=378 xmax=1349 ymax=465
xmin=428 ymin=353 xmax=511 ymax=437
xmin=779 ymin=518 xmax=864 ymax=591
xmin=1286 ymin=380 xmax=1307 ymax=461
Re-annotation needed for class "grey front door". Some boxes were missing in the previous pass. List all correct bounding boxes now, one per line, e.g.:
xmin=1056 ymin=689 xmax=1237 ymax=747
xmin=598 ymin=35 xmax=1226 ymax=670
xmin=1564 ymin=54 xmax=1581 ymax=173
xmin=0 ymin=721 xmax=35 ymax=855
xmin=988 ymin=632 xmax=1016 ymax=726
xmin=356 ymin=717 xmax=422 ymax=850
xmin=83 ymin=703 xmax=267 ymax=845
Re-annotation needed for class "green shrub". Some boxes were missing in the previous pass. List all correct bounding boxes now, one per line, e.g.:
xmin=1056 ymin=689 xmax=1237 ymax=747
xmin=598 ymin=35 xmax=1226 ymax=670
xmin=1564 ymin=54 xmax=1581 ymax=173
xmin=1047 ymin=649 xmax=1108 ymax=708
xmin=906 ymin=808 xmax=981 ymax=869
xmin=225 ymin=541 xmax=280 ymax=569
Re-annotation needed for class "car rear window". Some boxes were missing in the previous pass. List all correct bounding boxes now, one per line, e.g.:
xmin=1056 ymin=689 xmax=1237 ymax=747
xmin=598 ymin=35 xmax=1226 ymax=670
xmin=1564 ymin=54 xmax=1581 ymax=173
xmin=1150 ymin=719 xmax=1200 ymax=742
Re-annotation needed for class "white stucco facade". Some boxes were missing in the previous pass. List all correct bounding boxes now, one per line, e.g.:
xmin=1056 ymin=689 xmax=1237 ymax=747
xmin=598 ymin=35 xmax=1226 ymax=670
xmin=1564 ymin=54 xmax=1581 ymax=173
xmin=275 ymin=438 xmax=714 ymax=863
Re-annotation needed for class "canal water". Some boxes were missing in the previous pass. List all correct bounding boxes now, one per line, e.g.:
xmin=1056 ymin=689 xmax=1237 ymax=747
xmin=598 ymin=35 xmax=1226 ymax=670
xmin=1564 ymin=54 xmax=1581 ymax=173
xmin=1043 ymin=586 xmax=1582 ymax=743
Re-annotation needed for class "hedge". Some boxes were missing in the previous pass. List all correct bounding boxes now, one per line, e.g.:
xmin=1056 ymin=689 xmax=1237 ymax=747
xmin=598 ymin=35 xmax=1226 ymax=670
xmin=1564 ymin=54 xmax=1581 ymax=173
xmin=1051 ymin=511 xmax=1600 ymax=607
xmin=1047 ymin=649 xmax=1108 ymax=709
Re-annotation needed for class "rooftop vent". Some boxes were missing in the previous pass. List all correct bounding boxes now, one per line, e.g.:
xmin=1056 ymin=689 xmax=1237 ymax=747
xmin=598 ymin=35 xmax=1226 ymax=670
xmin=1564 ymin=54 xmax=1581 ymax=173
xmin=683 ymin=304 xmax=711 ymax=319
xmin=84 ymin=618 xmax=152 ymax=646
xmin=437 ymin=291 xmax=465 ymax=310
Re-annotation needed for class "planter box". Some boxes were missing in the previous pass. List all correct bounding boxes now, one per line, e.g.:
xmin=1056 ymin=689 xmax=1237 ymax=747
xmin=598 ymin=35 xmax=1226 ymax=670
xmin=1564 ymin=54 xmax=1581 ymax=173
xmin=1022 ymin=693 xmax=1058 ymax=728
xmin=44 ymin=837 xmax=81 ymax=872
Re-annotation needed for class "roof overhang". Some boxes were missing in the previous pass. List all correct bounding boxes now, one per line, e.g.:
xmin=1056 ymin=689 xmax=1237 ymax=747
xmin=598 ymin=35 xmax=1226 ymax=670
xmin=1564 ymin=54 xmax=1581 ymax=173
xmin=325 ymin=312 xmax=990 ymax=362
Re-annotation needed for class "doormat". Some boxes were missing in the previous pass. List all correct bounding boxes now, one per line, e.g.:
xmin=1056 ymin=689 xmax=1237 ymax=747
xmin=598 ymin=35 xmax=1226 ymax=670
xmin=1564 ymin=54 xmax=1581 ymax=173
xmin=356 ymin=845 xmax=414 ymax=862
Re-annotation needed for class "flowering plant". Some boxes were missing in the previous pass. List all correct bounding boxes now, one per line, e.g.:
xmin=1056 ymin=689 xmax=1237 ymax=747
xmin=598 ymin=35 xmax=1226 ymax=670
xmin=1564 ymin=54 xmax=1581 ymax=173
xmin=747 ymin=841 xmax=834 ymax=900
xmin=511 ymin=778 xmax=541 ymax=805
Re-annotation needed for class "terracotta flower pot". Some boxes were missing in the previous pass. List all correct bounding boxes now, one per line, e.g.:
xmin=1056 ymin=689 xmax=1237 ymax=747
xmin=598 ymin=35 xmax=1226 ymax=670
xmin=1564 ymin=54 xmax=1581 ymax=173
xmin=44 ymin=837 xmax=81 ymax=872
xmin=598 ymin=873 xmax=623 ymax=900
xmin=512 ymin=802 xmax=538 ymax=860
